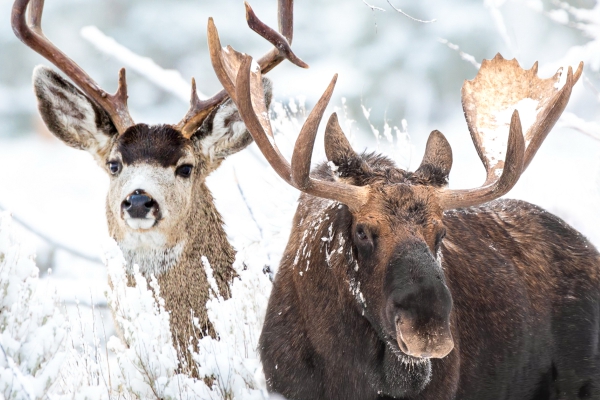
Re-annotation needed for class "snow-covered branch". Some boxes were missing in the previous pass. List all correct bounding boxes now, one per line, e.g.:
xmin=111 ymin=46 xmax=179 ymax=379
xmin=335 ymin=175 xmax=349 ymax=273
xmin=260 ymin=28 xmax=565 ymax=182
xmin=80 ymin=26 xmax=198 ymax=103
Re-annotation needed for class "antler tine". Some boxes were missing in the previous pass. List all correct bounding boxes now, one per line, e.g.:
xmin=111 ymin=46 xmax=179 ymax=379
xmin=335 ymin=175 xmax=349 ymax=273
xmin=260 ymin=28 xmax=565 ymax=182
xmin=245 ymin=1 xmax=308 ymax=72
xmin=522 ymin=62 xmax=582 ymax=170
xmin=235 ymin=55 xmax=293 ymax=184
xmin=233 ymin=56 xmax=369 ymax=210
xmin=177 ymin=0 xmax=307 ymax=138
xmin=12 ymin=0 xmax=134 ymax=134
xmin=278 ymin=0 xmax=294 ymax=42
xmin=439 ymin=110 xmax=525 ymax=209
xmin=290 ymin=76 xmax=370 ymax=210
xmin=291 ymin=75 xmax=338 ymax=189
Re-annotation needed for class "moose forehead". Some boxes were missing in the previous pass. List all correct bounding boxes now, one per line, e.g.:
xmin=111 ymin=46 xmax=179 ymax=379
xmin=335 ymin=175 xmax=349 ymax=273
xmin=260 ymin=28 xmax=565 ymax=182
xmin=116 ymin=124 xmax=191 ymax=167
xmin=366 ymin=183 xmax=439 ymax=227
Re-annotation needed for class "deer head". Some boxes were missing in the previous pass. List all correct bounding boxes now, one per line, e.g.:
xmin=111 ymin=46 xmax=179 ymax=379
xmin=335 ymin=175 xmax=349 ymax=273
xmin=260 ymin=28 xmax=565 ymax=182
xmin=12 ymin=0 xmax=307 ymax=260
xmin=209 ymin=44 xmax=582 ymax=371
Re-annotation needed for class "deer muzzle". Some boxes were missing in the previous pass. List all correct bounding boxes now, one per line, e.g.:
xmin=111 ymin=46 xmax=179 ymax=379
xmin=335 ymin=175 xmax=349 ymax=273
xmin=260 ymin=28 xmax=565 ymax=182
xmin=121 ymin=189 xmax=160 ymax=230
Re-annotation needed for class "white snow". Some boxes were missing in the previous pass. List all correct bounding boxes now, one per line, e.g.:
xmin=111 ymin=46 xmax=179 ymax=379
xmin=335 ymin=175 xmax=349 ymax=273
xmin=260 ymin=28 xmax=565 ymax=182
xmin=1 ymin=0 xmax=600 ymax=397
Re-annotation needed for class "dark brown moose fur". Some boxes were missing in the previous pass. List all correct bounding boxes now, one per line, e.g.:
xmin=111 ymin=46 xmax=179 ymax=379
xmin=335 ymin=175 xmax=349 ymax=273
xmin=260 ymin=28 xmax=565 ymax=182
xmin=260 ymin=148 xmax=600 ymax=399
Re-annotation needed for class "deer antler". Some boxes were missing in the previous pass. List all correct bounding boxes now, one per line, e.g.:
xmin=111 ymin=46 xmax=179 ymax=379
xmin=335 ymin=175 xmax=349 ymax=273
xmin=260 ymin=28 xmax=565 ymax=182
xmin=12 ymin=0 xmax=135 ymax=134
xmin=439 ymin=54 xmax=583 ymax=210
xmin=176 ymin=0 xmax=308 ymax=138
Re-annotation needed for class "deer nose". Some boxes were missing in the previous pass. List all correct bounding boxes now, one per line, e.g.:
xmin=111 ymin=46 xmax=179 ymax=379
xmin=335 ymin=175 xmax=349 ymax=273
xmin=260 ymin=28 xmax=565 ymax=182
xmin=122 ymin=190 xmax=157 ymax=219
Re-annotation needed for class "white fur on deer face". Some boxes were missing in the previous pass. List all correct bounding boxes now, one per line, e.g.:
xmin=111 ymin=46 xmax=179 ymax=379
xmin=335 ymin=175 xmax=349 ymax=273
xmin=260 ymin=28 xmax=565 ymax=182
xmin=33 ymin=66 xmax=271 ymax=275
xmin=103 ymin=124 xmax=197 ymax=245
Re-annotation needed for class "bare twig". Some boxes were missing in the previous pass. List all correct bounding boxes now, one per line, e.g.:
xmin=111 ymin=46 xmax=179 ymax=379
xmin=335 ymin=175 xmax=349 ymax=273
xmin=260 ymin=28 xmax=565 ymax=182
xmin=560 ymin=112 xmax=600 ymax=141
xmin=387 ymin=0 xmax=436 ymax=23
xmin=438 ymin=38 xmax=481 ymax=69
xmin=0 ymin=343 xmax=35 ymax=400
xmin=362 ymin=0 xmax=385 ymax=33
xmin=232 ymin=169 xmax=264 ymax=240
xmin=362 ymin=0 xmax=385 ymax=12
xmin=0 ymin=204 xmax=102 ymax=264
xmin=80 ymin=26 xmax=195 ymax=103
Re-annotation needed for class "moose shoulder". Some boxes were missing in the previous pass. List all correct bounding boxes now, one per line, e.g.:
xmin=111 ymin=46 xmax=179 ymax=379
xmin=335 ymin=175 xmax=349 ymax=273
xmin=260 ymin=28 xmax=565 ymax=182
xmin=211 ymin=48 xmax=600 ymax=399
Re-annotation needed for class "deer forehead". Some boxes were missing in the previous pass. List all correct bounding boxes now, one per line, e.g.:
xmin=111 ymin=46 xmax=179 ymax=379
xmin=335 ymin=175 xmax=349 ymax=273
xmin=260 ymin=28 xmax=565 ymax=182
xmin=114 ymin=124 xmax=195 ymax=167
xmin=116 ymin=164 xmax=178 ymax=198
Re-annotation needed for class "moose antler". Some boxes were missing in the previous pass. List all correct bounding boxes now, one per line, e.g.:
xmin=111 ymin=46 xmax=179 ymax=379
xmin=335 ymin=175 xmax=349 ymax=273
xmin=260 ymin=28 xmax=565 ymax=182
xmin=176 ymin=0 xmax=308 ymax=138
xmin=438 ymin=54 xmax=583 ymax=210
xmin=208 ymin=37 xmax=369 ymax=210
xmin=12 ymin=0 xmax=135 ymax=134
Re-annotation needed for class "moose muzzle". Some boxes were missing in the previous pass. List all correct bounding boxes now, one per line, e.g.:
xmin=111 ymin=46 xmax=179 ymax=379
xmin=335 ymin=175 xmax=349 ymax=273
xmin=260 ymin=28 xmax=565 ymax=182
xmin=386 ymin=241 xmax=454 ymax=359
xmin=395 ymin=314 xmax=453 ymax=359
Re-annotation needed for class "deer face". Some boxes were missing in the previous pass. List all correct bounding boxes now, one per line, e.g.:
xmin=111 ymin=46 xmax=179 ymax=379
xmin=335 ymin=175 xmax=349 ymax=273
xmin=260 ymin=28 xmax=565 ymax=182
xmin=33 ymin=66 xmax=271 ymax=248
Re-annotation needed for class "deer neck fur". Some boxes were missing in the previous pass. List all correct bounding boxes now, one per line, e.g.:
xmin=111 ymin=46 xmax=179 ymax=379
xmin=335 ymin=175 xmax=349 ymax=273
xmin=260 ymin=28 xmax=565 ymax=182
xmin=108 ymin=179 xmax=236 ymax=295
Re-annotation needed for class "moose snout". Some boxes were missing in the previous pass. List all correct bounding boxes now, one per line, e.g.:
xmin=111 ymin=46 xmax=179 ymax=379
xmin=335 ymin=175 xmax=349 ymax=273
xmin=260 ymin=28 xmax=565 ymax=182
xmin=121 ymin=189 xmax=159 ymax=223
xmin=389 ymin=288 xmax=454 ymax=359
xmin=395 ymin=313 xmax=454 ymax=359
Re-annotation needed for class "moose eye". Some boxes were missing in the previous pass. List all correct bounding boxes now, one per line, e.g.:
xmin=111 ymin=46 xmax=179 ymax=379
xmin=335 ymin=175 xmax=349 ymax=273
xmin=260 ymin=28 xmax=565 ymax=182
xmin=356 ymin=226 xmax=368 ymax=241
xmin=107 ymin=161 xmax=121 ymax=175
xmin=176 ymin=164 xmax=193 ymax=178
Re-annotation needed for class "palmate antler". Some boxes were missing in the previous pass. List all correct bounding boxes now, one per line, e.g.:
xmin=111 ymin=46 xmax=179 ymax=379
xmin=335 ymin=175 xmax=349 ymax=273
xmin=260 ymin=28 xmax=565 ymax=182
xmin=12 ymin=0 xmax=307 ymax=137
xmin=438 ymin=54 xmax=583 ymax=209
xmin=205 ymin=41 xmax=582 ymax=213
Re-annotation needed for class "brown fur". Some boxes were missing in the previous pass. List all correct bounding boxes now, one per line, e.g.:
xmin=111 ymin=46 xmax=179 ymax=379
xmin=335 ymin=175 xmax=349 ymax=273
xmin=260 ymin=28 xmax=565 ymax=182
xmin=260 ymin=149 xmax=600 ymax=399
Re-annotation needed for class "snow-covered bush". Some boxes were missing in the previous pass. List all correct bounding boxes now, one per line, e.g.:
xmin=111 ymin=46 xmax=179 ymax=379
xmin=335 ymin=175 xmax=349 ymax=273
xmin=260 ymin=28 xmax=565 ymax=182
xmin=0 ymin=212 xmax=69 ymax=399
xmin=0 ymin=211 xmax=275 ymax=400
xmin=105 ymin=239 xmax=272 ymax=399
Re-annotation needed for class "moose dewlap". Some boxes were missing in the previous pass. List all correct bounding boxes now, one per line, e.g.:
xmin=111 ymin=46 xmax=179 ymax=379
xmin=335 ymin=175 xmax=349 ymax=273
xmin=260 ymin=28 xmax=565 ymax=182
xmin=213 ymin=46 xmax=599 ymax=399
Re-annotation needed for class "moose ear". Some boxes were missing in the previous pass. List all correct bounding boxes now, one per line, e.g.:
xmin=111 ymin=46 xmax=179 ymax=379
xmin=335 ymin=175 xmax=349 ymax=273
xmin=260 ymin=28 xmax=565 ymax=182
xmin=195 ymin=77 xmax=273 ymax=161
xmin=33 ymin=66 xmax=118 ymax=160
xmin=414 ymin=130 xmax=453 ymax=187
xmin=324 ymin=113 xmax=367 ymax=177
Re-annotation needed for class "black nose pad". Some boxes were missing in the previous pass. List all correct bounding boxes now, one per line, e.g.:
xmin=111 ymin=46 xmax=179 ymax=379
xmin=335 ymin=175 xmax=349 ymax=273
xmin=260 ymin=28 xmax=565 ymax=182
xmin=122 ymin=190 xmax=157 ymax=219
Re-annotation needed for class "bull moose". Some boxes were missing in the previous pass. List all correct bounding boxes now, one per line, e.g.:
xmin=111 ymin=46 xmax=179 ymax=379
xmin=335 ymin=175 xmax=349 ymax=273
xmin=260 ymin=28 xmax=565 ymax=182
xmin=205 ymin=29 xmax=600 ymax=400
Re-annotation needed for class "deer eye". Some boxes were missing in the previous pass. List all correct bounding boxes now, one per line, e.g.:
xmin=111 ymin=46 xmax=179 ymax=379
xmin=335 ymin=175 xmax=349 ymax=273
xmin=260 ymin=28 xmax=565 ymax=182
xmin=176 ymin=164 xmax=193 ymax=178
xmin=107 ymin=161 xmax=121 ymax=175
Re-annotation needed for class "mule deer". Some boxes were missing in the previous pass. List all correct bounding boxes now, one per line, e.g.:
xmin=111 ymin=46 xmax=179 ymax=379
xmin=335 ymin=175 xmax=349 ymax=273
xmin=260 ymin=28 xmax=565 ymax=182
xmin=11 ymin=0 xmax=307 ymax=373
xmin=208 ymin=41 xmax=600 ymax=399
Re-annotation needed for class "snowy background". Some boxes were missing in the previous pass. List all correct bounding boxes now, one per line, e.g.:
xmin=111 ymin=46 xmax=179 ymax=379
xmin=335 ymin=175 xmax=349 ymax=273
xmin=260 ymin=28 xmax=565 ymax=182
xmin=0 ymin=0 xmax=599 ymax=397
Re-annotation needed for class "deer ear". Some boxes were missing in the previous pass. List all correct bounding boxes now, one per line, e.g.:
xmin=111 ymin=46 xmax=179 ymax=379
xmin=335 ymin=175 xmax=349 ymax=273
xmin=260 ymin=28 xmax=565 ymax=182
xmin=414 ymin=130 xmax=453 ymax=187
xmin=33 ymin=66 xmax=118 ymax=159
xmin=194 ymin=77 xmax=273 ymax=161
